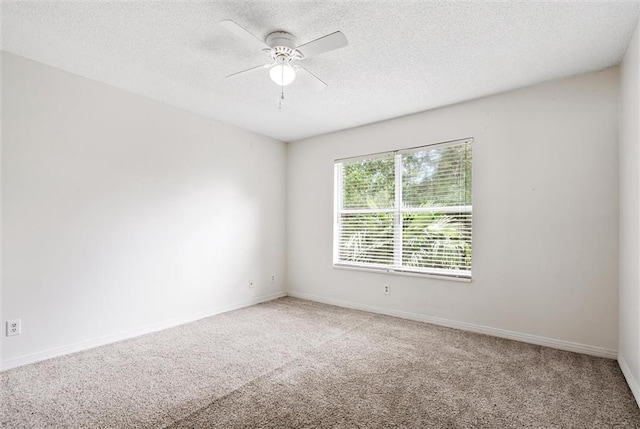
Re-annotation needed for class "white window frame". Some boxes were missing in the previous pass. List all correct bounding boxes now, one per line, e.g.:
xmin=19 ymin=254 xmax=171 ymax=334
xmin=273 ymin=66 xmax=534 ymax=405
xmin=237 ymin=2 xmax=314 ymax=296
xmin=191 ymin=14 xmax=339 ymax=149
xmin=333 ymin=138 xmax=473 ymax=281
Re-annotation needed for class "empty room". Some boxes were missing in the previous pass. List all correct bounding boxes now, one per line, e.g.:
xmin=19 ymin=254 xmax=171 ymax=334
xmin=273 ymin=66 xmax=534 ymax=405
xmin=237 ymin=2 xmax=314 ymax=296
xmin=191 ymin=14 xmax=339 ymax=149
xmin=2 ymin=1 xmax=640 ymax=428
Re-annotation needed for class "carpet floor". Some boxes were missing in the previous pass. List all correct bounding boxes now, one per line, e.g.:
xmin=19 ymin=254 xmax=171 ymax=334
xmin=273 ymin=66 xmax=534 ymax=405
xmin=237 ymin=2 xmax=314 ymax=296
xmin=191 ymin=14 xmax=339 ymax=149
xmin=1 ymin=297 xmax=639 ymax=428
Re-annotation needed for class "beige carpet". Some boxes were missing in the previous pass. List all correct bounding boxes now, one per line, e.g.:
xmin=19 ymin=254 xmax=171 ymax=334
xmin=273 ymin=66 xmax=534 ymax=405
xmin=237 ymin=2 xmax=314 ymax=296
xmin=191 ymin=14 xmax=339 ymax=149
xmin=1 ymin=297 xmax=639 ymax=428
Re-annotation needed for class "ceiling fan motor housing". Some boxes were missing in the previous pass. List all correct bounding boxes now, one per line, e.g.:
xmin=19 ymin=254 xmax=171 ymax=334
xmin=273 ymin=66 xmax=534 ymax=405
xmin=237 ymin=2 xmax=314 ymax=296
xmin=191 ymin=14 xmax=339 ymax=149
xmin=266 ymin=31 xmax=298 ymax=49
xmin=266 ymin=31 xmax=302 ymax=63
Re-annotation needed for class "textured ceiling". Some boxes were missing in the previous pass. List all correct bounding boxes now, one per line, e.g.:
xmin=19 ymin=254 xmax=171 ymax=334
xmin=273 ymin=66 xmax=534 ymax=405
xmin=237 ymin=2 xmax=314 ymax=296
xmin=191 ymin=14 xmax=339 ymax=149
xmin=2 ymin=1 xmax=639 ymax=142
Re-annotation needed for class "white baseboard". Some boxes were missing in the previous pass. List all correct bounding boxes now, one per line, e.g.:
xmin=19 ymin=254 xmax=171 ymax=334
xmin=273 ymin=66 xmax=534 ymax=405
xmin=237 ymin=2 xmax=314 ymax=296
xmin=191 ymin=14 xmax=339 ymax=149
xmin=619 ymin=354 xmax=640 ymax=408
xmin=1 ymin=291 xmax=287 ymax=371
xmin=287 ymin=291 xmax=617 ymax=359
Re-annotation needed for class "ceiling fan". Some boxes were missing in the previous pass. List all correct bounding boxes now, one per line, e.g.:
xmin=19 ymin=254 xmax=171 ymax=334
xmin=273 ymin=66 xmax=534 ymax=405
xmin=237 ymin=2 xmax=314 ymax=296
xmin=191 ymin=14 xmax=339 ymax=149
xmin=219 ymin=19 xmax=348 ymax=91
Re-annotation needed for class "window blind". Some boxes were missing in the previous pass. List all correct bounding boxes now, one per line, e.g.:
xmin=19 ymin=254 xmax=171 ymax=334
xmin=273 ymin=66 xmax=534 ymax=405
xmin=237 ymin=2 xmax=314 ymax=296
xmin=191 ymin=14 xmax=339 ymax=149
xmin=334 ymin=138 xmax=473 ymax=279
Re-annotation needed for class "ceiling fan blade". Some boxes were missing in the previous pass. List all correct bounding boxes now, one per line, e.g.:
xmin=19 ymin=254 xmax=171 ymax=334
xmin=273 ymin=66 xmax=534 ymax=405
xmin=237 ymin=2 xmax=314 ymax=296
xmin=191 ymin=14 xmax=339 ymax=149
xmin=226 ymin=63 xmax=271 ymax=79
xmin=295 ymin=31 xmax=348 ymax=59
xmin=294 ymin=65 xmax=327 ymax=91
xmin=219 ymin=19 xmax=269 ymax=51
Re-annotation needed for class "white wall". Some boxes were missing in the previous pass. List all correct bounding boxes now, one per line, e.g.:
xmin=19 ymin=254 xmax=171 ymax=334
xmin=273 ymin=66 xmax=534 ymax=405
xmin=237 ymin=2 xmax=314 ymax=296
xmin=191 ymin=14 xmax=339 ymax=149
xmin=0 ymin=49 xmax=4 ymax=367
xmin=619 ymin=21 xmax=640 ymax=406
xmin=287 ymin=68 xmax=620 ymax=356
xmin=1 ymin=52 xmax=287 ymax=369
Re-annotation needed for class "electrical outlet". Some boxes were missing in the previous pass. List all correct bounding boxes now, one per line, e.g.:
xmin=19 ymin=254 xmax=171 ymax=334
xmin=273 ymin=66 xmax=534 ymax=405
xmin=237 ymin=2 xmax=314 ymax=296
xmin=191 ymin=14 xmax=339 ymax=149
xmin=6 ymin=319 xmax=21 ymax=337
xmin=383 ymin=284 xmax=390 ymax=295
xmin=248 ymin=280 xmax=254 ymax=289
xmin=271 ymin=275 xmax=275 ymax=283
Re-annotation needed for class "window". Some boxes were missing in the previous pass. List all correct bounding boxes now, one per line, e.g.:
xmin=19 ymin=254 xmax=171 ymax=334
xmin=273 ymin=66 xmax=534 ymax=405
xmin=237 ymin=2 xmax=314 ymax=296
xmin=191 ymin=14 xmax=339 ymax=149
xmin=333 ymin=138 xmax=473 ymax=279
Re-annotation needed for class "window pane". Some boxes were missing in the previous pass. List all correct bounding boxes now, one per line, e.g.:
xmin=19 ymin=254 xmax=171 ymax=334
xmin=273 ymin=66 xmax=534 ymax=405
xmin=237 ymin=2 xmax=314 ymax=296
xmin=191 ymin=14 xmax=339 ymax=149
xmin=339 ymin=213 xmax=394 ymax=266
xmin=402 ymin=211 xmax=472 ymax=271
xmin=334 ymin=139 xmax=472 ymax=278
xmin=341 ymin=156 xmax=395 ymax=210
xmin=402 ymin=144 xmax=472 ymax=208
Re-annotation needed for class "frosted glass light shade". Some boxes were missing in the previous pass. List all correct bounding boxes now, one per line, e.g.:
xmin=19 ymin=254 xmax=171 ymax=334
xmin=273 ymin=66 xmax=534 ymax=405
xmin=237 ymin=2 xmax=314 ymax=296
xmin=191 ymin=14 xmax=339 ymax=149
xmin=270 ymin=64 xmax=296 ymax=86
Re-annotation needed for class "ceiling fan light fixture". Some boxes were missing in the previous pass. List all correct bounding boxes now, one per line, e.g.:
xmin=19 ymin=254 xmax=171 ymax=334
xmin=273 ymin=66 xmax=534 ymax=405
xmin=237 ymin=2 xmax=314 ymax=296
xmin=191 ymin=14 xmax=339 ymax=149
xmin=220 ymin=20 xmax=346 ymax=92
xmin=270 ymin=64 xmax=296 ymax=86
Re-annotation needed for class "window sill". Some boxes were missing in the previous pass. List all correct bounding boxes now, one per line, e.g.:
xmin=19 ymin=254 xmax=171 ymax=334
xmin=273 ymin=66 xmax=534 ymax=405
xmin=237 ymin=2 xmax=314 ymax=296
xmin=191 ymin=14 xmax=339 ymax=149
xmin=332 ymin=263 xmax=472 ymax=283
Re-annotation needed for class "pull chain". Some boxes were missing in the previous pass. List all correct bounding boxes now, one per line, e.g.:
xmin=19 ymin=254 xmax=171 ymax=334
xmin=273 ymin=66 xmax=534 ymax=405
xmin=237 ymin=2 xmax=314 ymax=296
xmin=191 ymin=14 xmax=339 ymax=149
xmin=278 ymin=66 xmax=285 ymax=110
